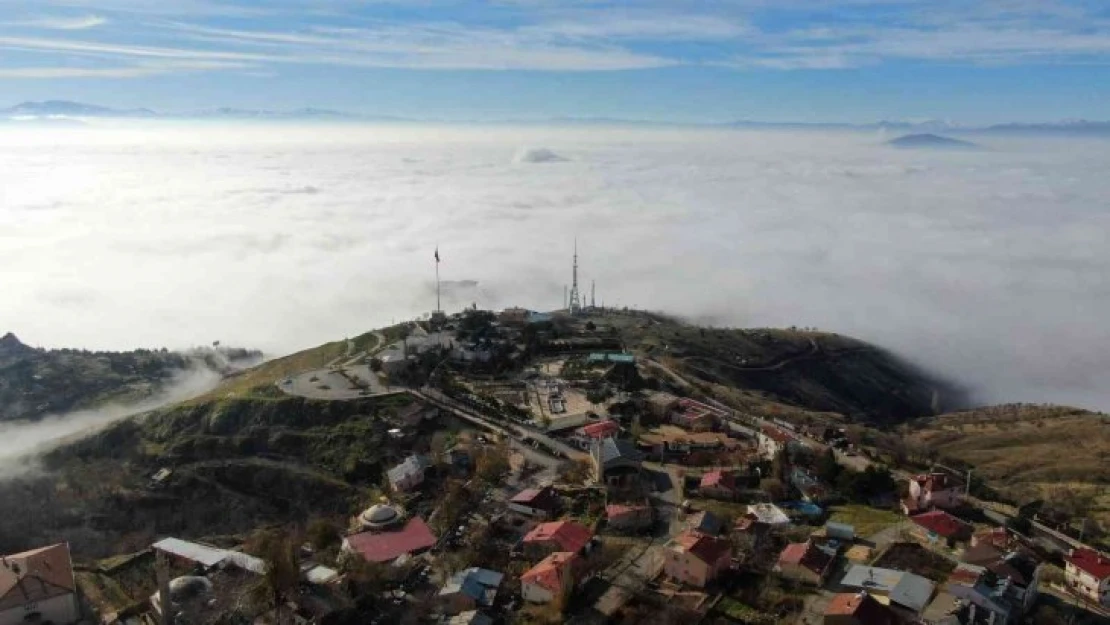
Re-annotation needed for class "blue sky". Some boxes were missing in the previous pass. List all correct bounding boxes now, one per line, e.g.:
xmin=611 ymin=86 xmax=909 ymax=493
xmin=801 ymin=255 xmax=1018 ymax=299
xmin=1 ymin=0 xmax=1109 ymax=123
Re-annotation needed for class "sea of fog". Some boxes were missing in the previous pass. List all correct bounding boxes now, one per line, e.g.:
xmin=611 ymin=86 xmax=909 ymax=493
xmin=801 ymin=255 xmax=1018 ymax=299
xmin=2 ymin=123 xmax=1109 ymax=411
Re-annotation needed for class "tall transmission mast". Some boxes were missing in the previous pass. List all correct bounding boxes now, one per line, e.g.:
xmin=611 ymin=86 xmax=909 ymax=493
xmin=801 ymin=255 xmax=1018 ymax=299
xmin=568 ymin=239 xmax=581 ymax=315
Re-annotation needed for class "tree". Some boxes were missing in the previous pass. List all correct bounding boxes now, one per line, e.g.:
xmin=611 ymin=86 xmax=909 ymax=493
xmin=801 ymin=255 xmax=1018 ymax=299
xmin=587 ymin=386 xmax=614 ymax=406
xmin=475 ymin=441 xmax=511 ymax=485
xmin=560 ymin=459 xmax=593 ymax=485
xmin=760 ymin=478 xmax=786 ymax=501
xmin=369 ymin=357 xmax=383 ymax=373
xmin=306 ymin=518 xmax=341 ymax=551
xmin=246 ymin=529 xmax=301 ymax=625
xmin=815 ymin=448 xmax=841 ymax=485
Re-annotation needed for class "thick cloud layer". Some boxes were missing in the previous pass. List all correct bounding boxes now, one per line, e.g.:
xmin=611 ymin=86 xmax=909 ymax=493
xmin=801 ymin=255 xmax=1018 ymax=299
xmin=1 ymin=124 xmax=1108 ymax=410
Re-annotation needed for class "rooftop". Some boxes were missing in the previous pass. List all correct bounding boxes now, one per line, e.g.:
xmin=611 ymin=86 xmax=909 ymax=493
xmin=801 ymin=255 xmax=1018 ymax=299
xmin=578 ymin=419 xmax=619 ymax=439
xmin=779 ymin=541 xmax=834 ymax=576
xmin=825 ymin=592 xmax=899 ymax=625
xmin=746 ymin=503 xmax=791 ymax=526
xmin=1066 ymin=547 xmax=1110 ymax=580
xmin=521 ymin=552 xmax=577 ymax=593
xmin=152 ymin=538 xmax=265 ymax=574
xmin=0 ymin=543 xmax=75 ymax=609
xmin=840 ymin=565 xmax=936 ymax=613
xmin=387 ymin=454 xmax=430 ymax=483
xmin=911 ymin=510 xmax=972 ymax=539
xmin=597 ymin=437 xmax=644 ymax=466
xmin=523 ymin=520 xmax=593 ymax=553
xmin=670 ymin=530 xmax=731 ymax=565
xmin=439 ymin=567 xmax=504 ymax=606
xmin=509 ymin=486 xmax=560 ymax=510
xmin=345 ymin=517 xmax=437 ymax=563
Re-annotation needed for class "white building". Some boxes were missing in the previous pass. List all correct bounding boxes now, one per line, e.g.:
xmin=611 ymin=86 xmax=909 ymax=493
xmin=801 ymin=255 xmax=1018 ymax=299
xmin=388 ymin=455 xmax=430 ymax=492
xmin=0 ymin=543 xmax=80 ymax=625
xmin=1065 ymin=548 xmax=1110 ymax=606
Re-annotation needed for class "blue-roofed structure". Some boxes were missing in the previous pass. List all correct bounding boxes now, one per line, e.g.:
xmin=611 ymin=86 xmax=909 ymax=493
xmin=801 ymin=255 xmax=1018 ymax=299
xmin=587 ymin=352 xmax=635 ymax=365
xmin=439 ymin=567 xmax=504 ymax=614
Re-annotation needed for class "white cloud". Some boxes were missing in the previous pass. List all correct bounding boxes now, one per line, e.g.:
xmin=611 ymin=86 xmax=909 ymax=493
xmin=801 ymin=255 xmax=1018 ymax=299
xmin=2 ymin=124 xmax=1110 ymax=413
xmin=11 ymin=15 xmax=107 ymax=30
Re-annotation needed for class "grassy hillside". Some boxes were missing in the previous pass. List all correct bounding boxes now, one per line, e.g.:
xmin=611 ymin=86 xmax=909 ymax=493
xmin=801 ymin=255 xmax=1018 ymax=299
xmin=615 ymin=316 xmax=954 ymax=423
xmin=907 ymin=404 xmax=1110 ymax=525
xmin=0 ymin=393 xmax=423 ymax=557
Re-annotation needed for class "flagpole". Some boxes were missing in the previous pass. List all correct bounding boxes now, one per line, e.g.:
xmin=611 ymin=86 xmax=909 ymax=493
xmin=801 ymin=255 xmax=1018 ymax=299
xmin=435 ymin=246 xmax=441 ymax=314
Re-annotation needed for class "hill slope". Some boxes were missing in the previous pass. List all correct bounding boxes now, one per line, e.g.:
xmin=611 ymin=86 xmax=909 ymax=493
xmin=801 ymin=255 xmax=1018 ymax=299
xmin=617 ymin=318 xmax=955 ymax=423
xmin=887 ymin=133 xmax=979 ymax=149
xmin=0 ymin=333 xmax=261 ymax=422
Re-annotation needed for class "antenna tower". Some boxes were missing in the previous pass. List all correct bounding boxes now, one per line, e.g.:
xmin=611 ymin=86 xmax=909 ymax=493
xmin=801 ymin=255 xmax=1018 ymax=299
xmin=568 ymin=239 xmax=582 ymax=315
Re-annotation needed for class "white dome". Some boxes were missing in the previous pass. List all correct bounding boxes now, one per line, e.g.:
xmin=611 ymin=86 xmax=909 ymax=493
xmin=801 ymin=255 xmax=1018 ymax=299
xmin=168 ymin=576 xmax=212 ymax=600
xmin=361 ymin=503 xmax=399 ymax=525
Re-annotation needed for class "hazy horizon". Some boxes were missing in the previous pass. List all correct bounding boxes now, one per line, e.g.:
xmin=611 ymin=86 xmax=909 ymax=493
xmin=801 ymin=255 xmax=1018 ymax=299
xmin=3 ymin=124 xmax=1110 ymax=412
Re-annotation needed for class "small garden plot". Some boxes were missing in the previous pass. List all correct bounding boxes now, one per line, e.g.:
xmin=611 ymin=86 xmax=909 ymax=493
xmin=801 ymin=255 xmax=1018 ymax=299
xmin=872 ymin=542 xmax=956 ymax=582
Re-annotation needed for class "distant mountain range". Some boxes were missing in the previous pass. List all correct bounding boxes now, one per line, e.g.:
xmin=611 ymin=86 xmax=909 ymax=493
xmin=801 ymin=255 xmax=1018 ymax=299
xmin=3 ymin=100 xmax=1110 ymax=135
xmin=886 ymin=133 xmax=980 ymax=149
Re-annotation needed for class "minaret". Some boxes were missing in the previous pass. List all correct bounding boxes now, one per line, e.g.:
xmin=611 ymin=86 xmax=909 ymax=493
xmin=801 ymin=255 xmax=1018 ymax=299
xmin=568 ymin=239 xmax=581 ymax=315
xmin=591 ymin=280 xmax=596 ymax=310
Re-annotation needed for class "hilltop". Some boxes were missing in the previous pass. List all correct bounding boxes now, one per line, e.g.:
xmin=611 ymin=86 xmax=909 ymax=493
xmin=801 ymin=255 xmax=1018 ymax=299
xmin=886 ymin=133 xmax=979 ymax=149
xmin=0 ymin=332 xmax=261 ymax=421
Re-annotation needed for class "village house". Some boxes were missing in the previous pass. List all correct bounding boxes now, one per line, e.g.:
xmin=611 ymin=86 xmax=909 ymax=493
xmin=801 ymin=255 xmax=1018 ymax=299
xmin=664 ymin=530 xmax=732 ymax=588
xmin=606 ymin=503 xmax=653 ymax=532
xmin=824 ymin=591 xmax=900 ymax=625
xmin=903 ymin=472 xmax=963 ymax=513
xmin=521 ymin=552 xmax=579 ymax=604
xmin=591 ymin=437 xmax=644 ymax=487
xmin=839 ymin=566 xmax=936 ymax=620
xmin=388 ymin=454 xmax=430 ymax=492
xmin=0 ymin=543 xmax=80 ymax=625
xmin=644 ymin=391 xmax=680 ymax=421
xmin=438 ymin=567 xmax=504 ymax=615
xmin=570 ymin=419 xmax=620 ymax=450
xmin=909 ymin=510 xmax=973 ymax=548
xmin=776 ymin=540 xmax=835 ymax=585
xmin=1064 ymin=547 xmax=1110 ymax=606
xmin=746 ymin=503 xmax=792 ymax=528
xmin=685 ymin=510 xmax=723 ymax=536
xmin=791 ymin=467 xmax=829 ymax=503
xmin=699 ymin=469 xmax=739 ymax=500
xmin=960 ymin=543 xmax=1042 ymax=614
xmin=670 ymin=398 xmax=728 ymax=432
xmin=757 ymin=425 xmax=796 ymax=460
xmin=522 ymin=520 xmax=593 ymax=557
xmin=638 ymin=426 xmax=743 ymax=458
xmin=508 ymin=486 xmax=561 ymax=519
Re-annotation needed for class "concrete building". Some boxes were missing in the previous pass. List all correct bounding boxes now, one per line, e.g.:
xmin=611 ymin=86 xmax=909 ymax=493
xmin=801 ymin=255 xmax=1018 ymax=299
xmin=0 ymin=543 xmax=79 ymax=625
xmin=664 ymin=531 xmax=732 ymax=588
xmin=606 ymin=503 xmax=653 ymax=532
xmin=909 ymin=510 xmax=973 ymax=548
xmin=591 ymin=437 xmax=644 ymax=487
xmin=522 ymin=520 xmax=593 ymax=557
xmin=757 ymin=425 xmax=796 ymax=460
xmin=1064 ymin=548 xmax=1110 ymax=606
xmin=521 ymin=552 xmax=578 ymax=604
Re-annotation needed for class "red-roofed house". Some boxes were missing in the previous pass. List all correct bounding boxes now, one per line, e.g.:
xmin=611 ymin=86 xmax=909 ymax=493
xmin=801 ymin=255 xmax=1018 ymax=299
xmin=665 ymin=531 xmax=732 ymax=588
xmin=700 ymin=469 xmax=738 ymax=500
xmin=521 ymin=552 xmax=579 ymax=604
xmin=577 ymin=419 xmax=621 ymax=444
xmin=342 ymin=517 xmax=437 ymax=563
xmin=1064 ymin=548 xmax=1110 ymax=606
xmin=522 ymin=520 xmax=593 ymax=557
xmin=758 ymin=425 xmax=796 ymax=460
xmin=776 ymin=541 xmax=835 ymax=585
xmin=824 ymin=591 xmax=899 ymax=625
xmin=0 ymin=543 xmax=79 ymax=625
xmin=903 ymin=472 xmax=962 ymax=513
xmin=508 ymin=486 xmax=561 ymax=519
xmin=909 ymin=510 xmax=972 ymax=548
xmin=606 ymin=504 xmax=653 ymax=532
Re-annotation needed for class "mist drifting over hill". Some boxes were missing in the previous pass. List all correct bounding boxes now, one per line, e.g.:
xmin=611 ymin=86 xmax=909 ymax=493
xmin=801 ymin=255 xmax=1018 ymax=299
xmin=2 ymin=124 xmax=1109 ymax=410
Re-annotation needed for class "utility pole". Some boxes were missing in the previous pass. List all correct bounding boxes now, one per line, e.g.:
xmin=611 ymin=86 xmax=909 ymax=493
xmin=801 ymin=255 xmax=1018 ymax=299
xmin=966 ymin=468 xmax=973 ymax=496
xmin=434 ymin=246 xmax=441 ymax=313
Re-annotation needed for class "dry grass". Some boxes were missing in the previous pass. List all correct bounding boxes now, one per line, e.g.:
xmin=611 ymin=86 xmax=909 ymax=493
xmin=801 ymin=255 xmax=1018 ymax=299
xmin=908 ymin=404 xmax=1110 ymax=524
